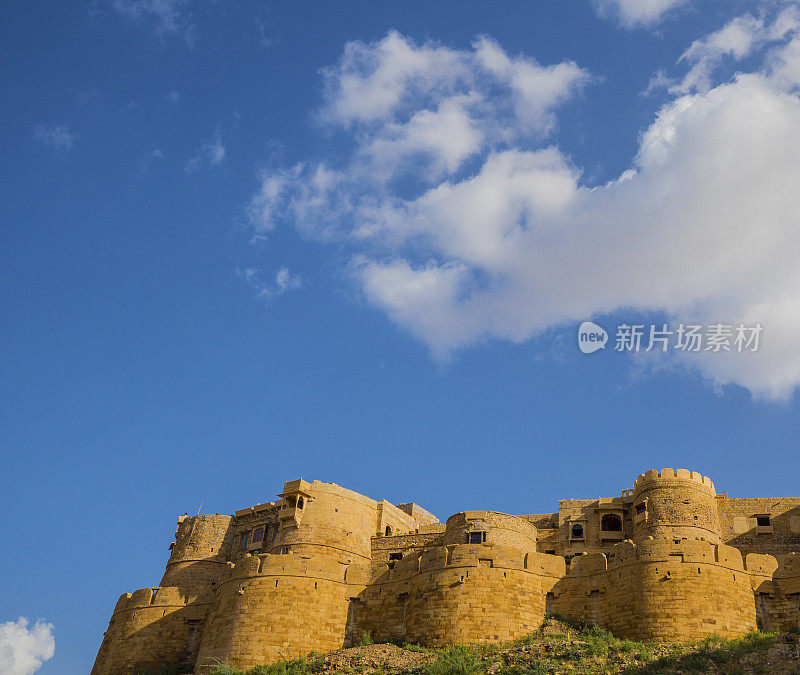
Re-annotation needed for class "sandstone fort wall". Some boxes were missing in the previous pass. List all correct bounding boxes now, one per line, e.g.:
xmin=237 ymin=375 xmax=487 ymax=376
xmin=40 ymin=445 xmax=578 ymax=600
xmin=92 ymin=470 xmax=800 ymax=674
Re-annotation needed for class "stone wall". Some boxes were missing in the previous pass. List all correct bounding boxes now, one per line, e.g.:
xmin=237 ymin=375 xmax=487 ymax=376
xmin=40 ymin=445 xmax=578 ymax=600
xmin=192 ymin=554 xmax=370 ymax=671
xmin=551 ymin=539 xmax=756 ymax=641
xmin=443 ymin=511 xmax=538 ymax=550
xmin=718 ymin=497 xmax=800 ymax=556
xmin=632 ymin=469 xmax=721 ymax=543
xmin=749 ymin=552 xmax=800 ymax=631
xmin=160 ymin=514 xmax=234 ymax=591
xmin=356 ymin=545 xmax=563 ymax=646
xmin=91 ymin=471 xmax=800 ymax=674
xmin=272 ymin=481 xmax=417 ymax=563
xmin=91 ymin=587 xmax=212 ymax=674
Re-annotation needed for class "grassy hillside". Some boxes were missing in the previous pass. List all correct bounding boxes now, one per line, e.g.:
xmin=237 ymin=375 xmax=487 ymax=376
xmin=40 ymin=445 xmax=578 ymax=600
xmin=141 ymin=618 xmax=800 ymax=675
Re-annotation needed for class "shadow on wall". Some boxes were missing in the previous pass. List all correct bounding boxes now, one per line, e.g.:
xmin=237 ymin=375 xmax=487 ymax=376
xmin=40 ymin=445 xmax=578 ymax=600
xmin=726 ymin=505 xmax=800 ymax=557
xmin=91 ymin=587 xmax=210 ymax=674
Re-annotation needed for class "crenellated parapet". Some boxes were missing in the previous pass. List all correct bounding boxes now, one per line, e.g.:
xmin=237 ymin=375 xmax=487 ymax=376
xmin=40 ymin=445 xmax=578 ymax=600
xmin=192 ymin=551 xmax=372 ymax=671
xmin=632 ymin=468 xmax=722 ymax=544
xmin=551 ymin=537 xmax=756 ymax=641
xmin=358 ymin=543 xmax=564 ymax=647
xmin=92 ymin=471 xmax=800 ymax=674
xmin=633 ymin=468 xmax=716 ymax=494
xmin=90 ymin=585 xmax=213 ymax=674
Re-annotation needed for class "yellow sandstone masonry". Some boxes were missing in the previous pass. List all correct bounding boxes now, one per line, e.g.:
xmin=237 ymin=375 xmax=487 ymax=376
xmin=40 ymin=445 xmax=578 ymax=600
xmin=92 ymin=471 xmax=800 ymax=673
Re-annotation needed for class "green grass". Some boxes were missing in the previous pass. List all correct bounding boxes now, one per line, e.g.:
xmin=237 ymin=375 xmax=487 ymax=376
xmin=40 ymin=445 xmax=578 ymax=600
xmin=357 ymin=631 xmax=375 ymax=647
xmin=627 ymin=631 xmax=781 ymax=673
xmin=402 ymin=642 xmax=431 ymax=653
xmin=204 ymin=620 xmax=790 ymax=675
xmin=207 ymin=655 xmax=324 ymax=675
xmin=424 ymin=645 xmax=485 ymax=675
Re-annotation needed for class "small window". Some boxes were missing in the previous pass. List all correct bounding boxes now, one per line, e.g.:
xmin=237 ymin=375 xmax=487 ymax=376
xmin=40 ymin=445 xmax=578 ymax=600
xmin=284 ymin=496 xmax=296 ymax=508
xmin=756 ymin=516 xmax=771 ymax=527
xmin=385 ymin=525 xmax=392 ymax=536
xmin=635 ymin=503 xmax=646 ymax=515
xmin=571 ymin=524 xmax=584 ymax=539
xmin=468 ymin=531 xmax=486 ymax=544
xmin=389 ymin=552 xmax=403 ymax=560
xmin=239 ymin=533 xmax=248 ymax=549
xmin=281 ymin=546 xmax=290 ymax=554
xmin=601 ymin=514 xmax=622 ymax=532
xmin=545 ymin=549 xmax=556 ymax=555
xmin=297 ymin=496 xmax=304 ymax=509
xmin=252 ymin=527 xmax=264 ymax=543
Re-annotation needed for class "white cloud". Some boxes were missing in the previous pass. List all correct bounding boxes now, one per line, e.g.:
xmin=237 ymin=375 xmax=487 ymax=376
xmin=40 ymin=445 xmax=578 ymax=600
xmin=252 ymin=32 xmax=588 ymax=234
xmin=0 ymin=618 xmax=55 ymax=675
xmin=311 ymin=31 xmax=588 ymax=184
xmin=592 ymin=0 xmax=691 ymax=28
xmin=239 ymin=267 xmax=302 ymax=302
xmin=251 ymin=23 xmax=800 ymax=399
xmin=652 ymin=6 xmax=800 ymax=94
xmin=186 ymin=130 xmax=225 ymax=173
xmin=33 ymin=124 xmax=74 ymax=151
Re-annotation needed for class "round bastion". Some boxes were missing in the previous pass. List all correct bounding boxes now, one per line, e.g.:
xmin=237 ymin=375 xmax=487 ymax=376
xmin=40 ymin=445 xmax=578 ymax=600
xmin=444 ymin=511 xmax=537 ymax=550
xmin=632 ymin=468 xmax=722 ymax=543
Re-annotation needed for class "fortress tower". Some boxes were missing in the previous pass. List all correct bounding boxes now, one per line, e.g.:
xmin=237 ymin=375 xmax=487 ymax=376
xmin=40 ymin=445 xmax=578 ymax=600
xmin=92 ymin=470 xmax=800 ymax=673
xmin=631 ymin=469 xmax=722 ymax=543
xmin=191 ymin=479 xmax=424 ymax=669
xmin=160 ymin=514 xmax=234 ymax=590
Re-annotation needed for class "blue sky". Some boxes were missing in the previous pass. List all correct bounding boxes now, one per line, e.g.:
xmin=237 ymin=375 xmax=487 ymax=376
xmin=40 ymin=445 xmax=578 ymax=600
xmin=3 ymin=1 xmax=800 ymax=672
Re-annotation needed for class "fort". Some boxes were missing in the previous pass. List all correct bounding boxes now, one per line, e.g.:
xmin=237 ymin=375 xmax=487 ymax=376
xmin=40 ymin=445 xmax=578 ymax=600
xmin=92 ymin=469 xmax=800 ymax=673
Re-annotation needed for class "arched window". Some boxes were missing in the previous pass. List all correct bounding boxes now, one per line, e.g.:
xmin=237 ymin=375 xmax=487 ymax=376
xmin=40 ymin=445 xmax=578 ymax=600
xmin=252 ymin=527 xmax=264 ymax=543
xmin=385 ymin=525 xmax=392 ymax=536
xmin=601 ymin=514 xmax=622 ymax=532
xmin=297 ymin=496 xmax=304 ymax=509
xmin=571 ymin=523 xmax=584 ymax=539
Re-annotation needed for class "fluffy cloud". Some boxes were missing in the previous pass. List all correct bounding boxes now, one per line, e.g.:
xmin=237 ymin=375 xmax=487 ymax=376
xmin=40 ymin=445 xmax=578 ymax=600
xmin=314 ymin=32 xmax=589 ymax=181
xmin=251 ymin=19 xmax=800 ymax=399
xmin=592 ymin=0 xmax=691 ymax=28
xmin=33 ymin=124 xmax=74 ymax=151
xmin=656 ymin=5 xmax=800 ymax=94
xmin=0 ymin=618 xmax=55 ymax=675
xmin=252 ymin=32 xmax=588 ymax=233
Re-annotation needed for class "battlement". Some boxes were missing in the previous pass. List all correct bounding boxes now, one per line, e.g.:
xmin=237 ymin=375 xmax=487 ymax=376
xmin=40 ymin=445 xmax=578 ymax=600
xmin=111 ymin=586 xmax=213 ymax=616
xmin=92 ymin=470 xmax=800 ymax=674
xmin=633 ymin=468 xmax=716 ymax=494
xmin=221 ymin=552 xmax=353 ymax=583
